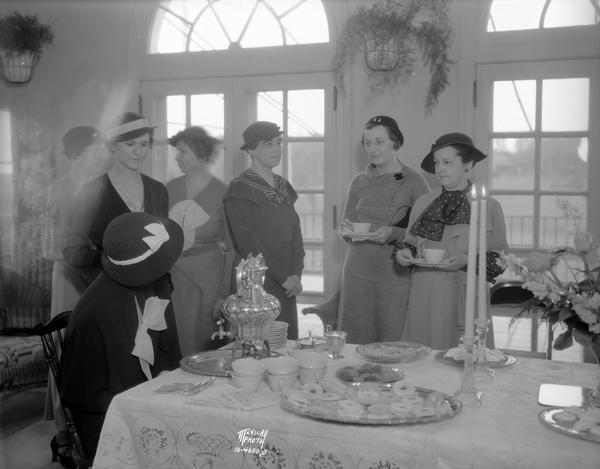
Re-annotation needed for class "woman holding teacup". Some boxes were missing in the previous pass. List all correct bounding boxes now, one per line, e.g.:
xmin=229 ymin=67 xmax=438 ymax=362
xmin=339 ymin=116 xmax=428 ymax=344
xmin=395 ymin=133 xmax=507 ymax=349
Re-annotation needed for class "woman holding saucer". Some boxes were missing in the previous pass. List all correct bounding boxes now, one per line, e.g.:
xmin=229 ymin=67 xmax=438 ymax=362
xmin=339 ymin=116 xmax=428 ymax=344
xmin=395 ymin=133 xmax=507 ymax=349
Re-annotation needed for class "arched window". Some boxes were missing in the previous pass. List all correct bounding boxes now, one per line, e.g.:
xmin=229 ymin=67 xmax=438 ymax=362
xmin=149 ymin=0 xmax=329 ymax=53
xmin=487 ymin=0 xmax=599 ymax=31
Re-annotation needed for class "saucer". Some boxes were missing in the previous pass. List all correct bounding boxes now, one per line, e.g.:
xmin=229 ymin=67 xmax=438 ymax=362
xmin=407 ymin=258 xmax=451 ymax=268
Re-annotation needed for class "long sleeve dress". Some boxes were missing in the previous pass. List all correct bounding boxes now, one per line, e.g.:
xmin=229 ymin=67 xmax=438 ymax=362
xmin=63 ymin=173 xmax=169 ymax=288
xmin=224 ymin=169 xmax=305 ymax=340
xmin=59 ymin=272 xmax=181 ymax=457
xmin=401 ymin=186 xmax=508 ymax=349
xmin=339 ymin=164 xmax=429 ymax=344
xmin=166 ymin=176 xmax=232 ymax=355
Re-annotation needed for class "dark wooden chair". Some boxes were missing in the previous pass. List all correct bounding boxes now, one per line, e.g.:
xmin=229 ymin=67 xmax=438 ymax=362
xmin=490 ymin=280 xmax=553 ymax=359
xmin=34 ymin=312 xmax=93 ymax=468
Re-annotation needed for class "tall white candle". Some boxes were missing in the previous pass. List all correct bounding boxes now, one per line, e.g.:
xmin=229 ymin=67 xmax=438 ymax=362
xmin=464 ymin=185 xmax=478 ymax=340
xmin=478 ymin=185 xmax=488 ymax=324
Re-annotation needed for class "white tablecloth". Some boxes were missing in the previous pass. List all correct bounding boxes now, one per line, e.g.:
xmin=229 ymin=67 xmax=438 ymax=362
xmin=93 ymin=345 xmax=599 ymax=469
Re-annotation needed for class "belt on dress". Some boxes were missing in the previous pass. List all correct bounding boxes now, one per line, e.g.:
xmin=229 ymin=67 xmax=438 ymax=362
xmin=180 ymin=241 xmax=223 ymax=257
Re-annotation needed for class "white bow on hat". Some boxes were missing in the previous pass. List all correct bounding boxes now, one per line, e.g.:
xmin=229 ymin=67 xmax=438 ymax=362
xmin=131 ymin=296 xmax=169 ymax=380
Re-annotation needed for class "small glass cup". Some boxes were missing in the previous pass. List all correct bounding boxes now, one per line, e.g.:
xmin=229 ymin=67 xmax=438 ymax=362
xmin=324 ymin=328 xmax=347 ymax=359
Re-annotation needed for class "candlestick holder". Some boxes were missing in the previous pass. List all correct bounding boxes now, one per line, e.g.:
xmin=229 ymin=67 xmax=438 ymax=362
xmin=454 ymin=336 xmax=483 ymax=406
xmin=475 ymin=318 xmax=495 ymax=382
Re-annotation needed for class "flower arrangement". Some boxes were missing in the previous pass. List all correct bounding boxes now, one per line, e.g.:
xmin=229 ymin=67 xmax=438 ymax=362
xmin=0 ymin=11 xmax=54 ymax=56
xmin=498 ymin=234 xmax=600 ymax=359
xmin=332 ymin=0 xmax=453 ymax=115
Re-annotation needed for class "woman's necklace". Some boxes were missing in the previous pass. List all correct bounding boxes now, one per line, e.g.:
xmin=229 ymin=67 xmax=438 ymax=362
xmin=111 ymin=176 xmax=144 ymax=212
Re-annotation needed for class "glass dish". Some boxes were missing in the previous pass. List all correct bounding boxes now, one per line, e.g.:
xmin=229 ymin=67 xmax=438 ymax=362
xmin=356 ymin=341 xmax=430 ymax=364
xmin=180 ymin=349 xmax=281 ymax=377
xmin=280 ymin=385 xmax=461 ymax=425
xmin=435 ymin=350 xmax=517 ymax=368
xmin=539 ymin=408 xmax=600 ymax=444
xmin=335 ymin=364 xmax=404 ymax=384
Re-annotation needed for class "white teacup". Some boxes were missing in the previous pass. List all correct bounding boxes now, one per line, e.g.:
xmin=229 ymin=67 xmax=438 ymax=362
xmin=231 ymin=357 xmax=265 ymax=376
xmin=262 ymin=356 xmax=298 ymax=375
xmin=351 ymin=222 xmax=371 ymax=234
xmin=422 ymin=248 xmax=446 ymax=263
xmin=231 ymin=372 xmax=263 ymax=391
xmin=298 ymin=366 xmax=327 ymax=384
xmin=266 ymin=371 xmax=297 ymax=391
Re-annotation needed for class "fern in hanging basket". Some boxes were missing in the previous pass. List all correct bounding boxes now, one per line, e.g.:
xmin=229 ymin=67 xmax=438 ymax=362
xmin=333 ymin=0 xmax=453 ymax=116
xmin=0 ymin=11 xmax=54 ymax=57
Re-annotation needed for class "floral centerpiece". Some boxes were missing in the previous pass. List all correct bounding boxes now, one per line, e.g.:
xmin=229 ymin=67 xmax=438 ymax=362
xmin=498 ymin=232 xmax=600 ymax=363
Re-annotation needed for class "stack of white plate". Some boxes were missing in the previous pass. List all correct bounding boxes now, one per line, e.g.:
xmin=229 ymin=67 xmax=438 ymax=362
xmin=267 ymin=321 xmax=289 ymax=349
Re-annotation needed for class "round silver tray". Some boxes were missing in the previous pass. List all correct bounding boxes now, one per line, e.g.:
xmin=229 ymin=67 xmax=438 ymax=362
xmin=539 ymin=408 xmax=600 ymax=444
xmin=280 ymin=386 xmax=462 ymax=425
xmin=434 ymin=350 xmax=517 ymax=369
xmin=355 ymin=341 xmax=430 ymax=364
xmin=180 ymin=349 xmax=281 ymax=377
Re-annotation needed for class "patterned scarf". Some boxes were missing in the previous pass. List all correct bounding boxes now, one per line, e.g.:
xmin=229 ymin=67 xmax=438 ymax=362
xmin=410 ymin=185 xmax=471 ymax=241
xmin=240 ymin=169 xmax=291 ymax=207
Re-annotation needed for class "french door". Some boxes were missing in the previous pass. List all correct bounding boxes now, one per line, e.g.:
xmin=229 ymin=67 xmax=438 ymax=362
xmin=140 ymin=73 xmax=336 ymax=303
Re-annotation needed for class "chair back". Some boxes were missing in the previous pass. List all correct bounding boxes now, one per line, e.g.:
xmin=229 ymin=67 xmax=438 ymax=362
xmin=34 ymin=311 xmax=92 ymax=468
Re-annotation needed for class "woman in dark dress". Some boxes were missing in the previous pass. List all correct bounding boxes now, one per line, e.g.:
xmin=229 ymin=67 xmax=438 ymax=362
xmin=59 ymin=212 xmax=183 ymax=459
xmin=63 ymin=112 xmax=168 ymax=288
xmin=224 ymin=121 xmax=304 ymax=339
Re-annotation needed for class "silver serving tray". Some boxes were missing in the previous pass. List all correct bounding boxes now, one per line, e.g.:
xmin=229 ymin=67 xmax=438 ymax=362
xmin=539 ymin=408 xmax=600 ymax=444
xmin=435 ymin=350 xmax=517 ymax=369
xmin=180 ymin=349 xmax=281 ymax=377
xmin=356 ymin=341 xmax=430 ymax=364
xmin=280 ymin=386 xmax=461 ymax=425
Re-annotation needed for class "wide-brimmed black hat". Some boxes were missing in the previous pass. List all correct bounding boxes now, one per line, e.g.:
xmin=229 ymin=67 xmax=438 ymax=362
xmin=62 ymin=126 xmax=102 ymax=158
xmin=364 ymin=115 xmax=404 ymax=147
xmin=105 ymin=112 xmax=157 ymax=143
xmin=240 ymin=121 xmax=283 ymax=150
xmin=421 ymin=132 xmax=487 ymax=174
xmin=101 ymin=212 xmax=183 ymax=287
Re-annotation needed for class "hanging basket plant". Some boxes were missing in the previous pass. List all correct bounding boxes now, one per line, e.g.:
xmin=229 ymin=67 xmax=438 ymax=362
xmin=333 ymin=0 xmax=454 ymax=116
xmin=0 ymin=11 xmax=54 ymax=84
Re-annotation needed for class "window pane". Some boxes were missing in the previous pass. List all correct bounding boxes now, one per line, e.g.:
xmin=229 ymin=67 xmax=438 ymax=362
xmin=491 ymin=138 xmax=534 ymax=190
xmin=191 ymin=93 xmax=225 ymax=180
xmin=280 ymin=0 xmax=329 ymax=44
xmin=544 ymin=0 xmax=599 ymax=28
xmin=494 ymin=195 xmax=533 ymax=247
xmin=487 ymin=0 xmax=598 ymax=31
xmin=493 ymin=81 xmax=536 ymax=132
xmin=191 ymin=8 xmax=229 ymax=51
xmin=296 ymin=193 xmax=323 ymax=241
xmin=302 ymin=248 xmax=324 ymax=292
xmin=540 ymin=196 xmax=587 ymax=247
xmin=542 ymin=78 xmax=589 ymax=131
xmin=241 ymin=3 xmax=283 ymax=48
xmin=166 ymin=95 xmax=186 ymax=182
xmin=540 ymin=137 xmax=588 ymax=191
xmin=287 ymin=89 xmax=324 ymax=137
xmin=257 ymin=91 xmax=283 ymax=128
xmin=488 ymin=0 xmax=544 ymax=31
xmin=211 ymin=1 xmax=255 ymax=45
xmin=288 ymin=142 xmax=323 ymax=190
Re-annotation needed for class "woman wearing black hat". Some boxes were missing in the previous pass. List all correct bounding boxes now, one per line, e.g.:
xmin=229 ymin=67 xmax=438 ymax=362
xmin=224 ymin=121 xmax=304 ymax=340
xmin=338 ymin=116 xmax=429 ymax=344
xmin=166 ymin=126 xmax=232 ymax=355
xmin=41 ymin=125 xmax=111 ymax=465
xmin=59 ymin=212 xmax=184 ymax=459
xmin=395 ymin=132 xmax=508 ymax=349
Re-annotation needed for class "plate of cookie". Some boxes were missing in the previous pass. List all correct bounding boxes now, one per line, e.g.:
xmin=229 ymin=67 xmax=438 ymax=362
xmin=356 ymin=341 xmax=430 ymax=364
xmin=435 ymin=349 xmax=517 ymax=368
xmin=335 ymin=363 xmax=404 ymax=385
xmin=539 ymin=406 xmax=600 ymax=444
xmin=280 ymin=381 xmax=462 ymax=425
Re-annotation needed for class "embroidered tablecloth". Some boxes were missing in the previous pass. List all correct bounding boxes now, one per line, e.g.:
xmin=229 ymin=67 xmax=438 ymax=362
xmin=93 ymin=345 xmax=599 ymax=469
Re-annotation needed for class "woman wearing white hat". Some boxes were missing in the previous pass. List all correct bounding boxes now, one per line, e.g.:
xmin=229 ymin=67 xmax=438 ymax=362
xmin=63 ymin=112 xmax=169 ymax=288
